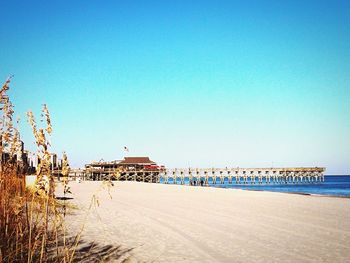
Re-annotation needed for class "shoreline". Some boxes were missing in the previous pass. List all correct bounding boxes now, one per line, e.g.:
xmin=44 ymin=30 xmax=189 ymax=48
xmin=240 ymin=188 xmax=350 ymax=199
xmin=159 ymin=181 xmax=350 ymax=199
xmin=219 ymin=186 xmax=350 ymax=199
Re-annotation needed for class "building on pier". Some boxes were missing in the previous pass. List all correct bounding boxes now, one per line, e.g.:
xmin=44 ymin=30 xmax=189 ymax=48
xmin=84 ymin=157 xmax=163 ymax=181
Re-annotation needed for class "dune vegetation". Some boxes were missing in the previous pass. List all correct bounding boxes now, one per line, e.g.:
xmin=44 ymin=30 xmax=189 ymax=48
xmin=0 ymin=77 xmax=74 ymax=262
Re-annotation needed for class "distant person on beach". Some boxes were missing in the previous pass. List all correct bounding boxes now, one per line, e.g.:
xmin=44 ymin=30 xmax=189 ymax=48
xmin=193 ymin=180 xmax=196 ymax=186
xmin=200 ymin=180 xmax=204 ymax=186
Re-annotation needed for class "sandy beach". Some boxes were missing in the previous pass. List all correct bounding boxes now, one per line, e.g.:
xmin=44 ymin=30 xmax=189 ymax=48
xmin=57 ymin=181 xmax=350 ymax=262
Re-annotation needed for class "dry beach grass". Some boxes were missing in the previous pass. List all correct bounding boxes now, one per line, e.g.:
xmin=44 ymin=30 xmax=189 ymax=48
xmin=0 ymin=77 xmax=80 ymax=262
xmin=0 ymin=77 xmax=133 ymax=262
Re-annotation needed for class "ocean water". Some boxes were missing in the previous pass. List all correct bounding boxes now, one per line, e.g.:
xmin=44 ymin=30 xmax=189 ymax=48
xmin=160 ymin=176 xmax=350 ymax=197
xmin=216 ymin=175 xmax=350 ymax=197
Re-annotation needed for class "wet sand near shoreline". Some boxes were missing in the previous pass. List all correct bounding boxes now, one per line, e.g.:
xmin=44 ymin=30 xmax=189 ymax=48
xmin=57 ymin=181 xmax=350 ymax=262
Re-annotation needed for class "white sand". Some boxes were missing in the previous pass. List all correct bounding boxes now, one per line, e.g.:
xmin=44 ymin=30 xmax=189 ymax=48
xmin=57 ymin=181 xmax=350 ymax=262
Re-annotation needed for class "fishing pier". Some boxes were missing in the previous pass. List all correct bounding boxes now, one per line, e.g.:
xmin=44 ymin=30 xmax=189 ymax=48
xmin=51 ymin=157 xmax=326 ymax=185
xmin=60 ymin=166 xmax=326 ymax=185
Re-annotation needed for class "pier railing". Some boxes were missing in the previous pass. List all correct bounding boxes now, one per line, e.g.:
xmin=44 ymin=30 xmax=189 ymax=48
xmin=159 ymin=167 xmax=325 ymax=184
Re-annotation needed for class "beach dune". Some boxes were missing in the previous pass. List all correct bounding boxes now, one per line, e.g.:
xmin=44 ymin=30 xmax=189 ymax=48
xmin=59 ymin=181 xmax=350 ymax=262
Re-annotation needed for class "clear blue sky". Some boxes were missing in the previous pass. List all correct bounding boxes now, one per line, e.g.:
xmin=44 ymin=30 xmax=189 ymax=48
xmin=1 ymin=0 xmax=349 ymax=174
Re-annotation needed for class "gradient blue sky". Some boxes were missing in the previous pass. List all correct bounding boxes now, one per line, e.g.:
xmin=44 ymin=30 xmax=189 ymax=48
xmin=1 ymin=0 xmax=349 ymax=173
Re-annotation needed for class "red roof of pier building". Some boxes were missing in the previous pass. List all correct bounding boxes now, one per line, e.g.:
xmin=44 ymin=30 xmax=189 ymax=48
xmin=118 ymin=157 xmax=156 ymax=165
